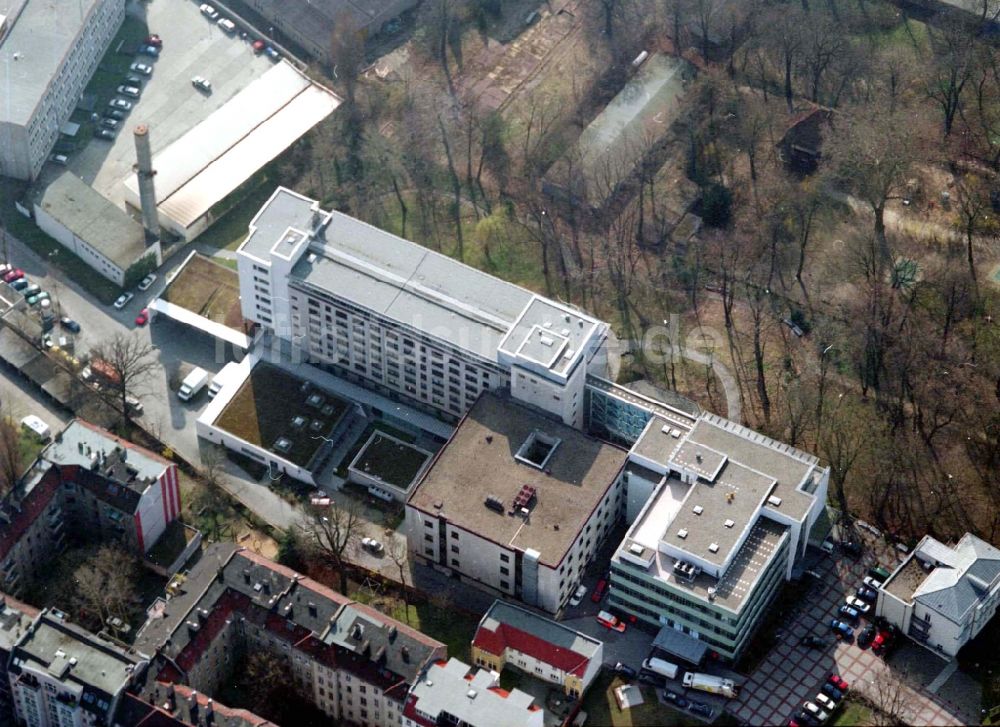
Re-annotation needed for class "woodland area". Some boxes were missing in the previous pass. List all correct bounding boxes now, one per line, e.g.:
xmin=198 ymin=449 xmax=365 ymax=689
xmin=270 ymin=0 xmax=1000 ymax=545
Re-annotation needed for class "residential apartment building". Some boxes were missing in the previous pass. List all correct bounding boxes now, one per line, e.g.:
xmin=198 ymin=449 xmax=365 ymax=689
xmin=117 ymin=685 xmax=279 ymax=727
xmin=0 ymin=0 xmax=126 ymax=180
xmin=878 ymin=534 xmax=1000 ymax=659
xmin=235 ymin=188 xmax=608 ymax=428
xmin=134 ymin=544 xmax=446 ymax=727
xmin=8 ymin=608 xmax=146 ymax=727
xmin=405 ymin=392 xmax=628 ymax=614
xmin=0 ymin=467 xmax=67 ymax=599
xmin=608 ymin=412 xmax=829 ymax=661
xmin=471 ymin=600 xmax=603 ymax=698
xmin=403 ymin=658 xmax=544 ymax=727
xmin=0 ymin=594 xmax=39 ymax=722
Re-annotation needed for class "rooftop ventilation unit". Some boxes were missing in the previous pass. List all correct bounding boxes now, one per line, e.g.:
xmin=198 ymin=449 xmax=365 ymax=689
xmin=661 ymin=425 xmax=671 ymax=435
xmin=707 ymin=586 xmax=717 ymax=601
xmin=708 ymin=543 xmax=719 ymax=553
xmin=628 ymin=543 xmax=645 ymax=556
xmin=484 ymin=496 xmax=505 ymax=514
xmin=677 ymin=529 xmax=688 ymax=539
xmin=671 ymin=429 xmax=682 ymax=438
xmin=767 ymin=495 xmax=782 ymax=507
xmin=539 ymin=335 xmax=554 ymax=347
xmin=724 ymin=519 xmax=735 ymax=528
xmin=692 ymin=505 xmax=703 ymax=515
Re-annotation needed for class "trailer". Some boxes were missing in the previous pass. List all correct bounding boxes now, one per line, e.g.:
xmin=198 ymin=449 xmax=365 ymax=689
xmin=682 ymin=672 xmax=738 ymax=698
xmin=641 ymin=657 xmax=679 ymax=680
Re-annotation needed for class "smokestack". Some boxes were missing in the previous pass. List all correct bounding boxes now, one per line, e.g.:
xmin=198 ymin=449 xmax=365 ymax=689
xmin=133 ymin=124 xmax=160 ymax=244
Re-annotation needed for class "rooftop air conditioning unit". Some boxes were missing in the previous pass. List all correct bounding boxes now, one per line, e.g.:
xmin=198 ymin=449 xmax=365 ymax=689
xmin=708 ymin=543 xmax=719 ymax=553
xmin=767 ymin=495 xmax=782 ymax=507
xmin=693 ymin=505 xmax=703 ymax=515
xmin=677 ymin=529 xmax=688 ymax=539
xmin=724 ymin=519 xmax=735 ymax=528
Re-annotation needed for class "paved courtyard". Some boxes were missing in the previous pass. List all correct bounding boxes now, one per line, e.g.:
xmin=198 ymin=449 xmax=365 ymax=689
xmin=730 ymin=551 xmax=971 ymax=726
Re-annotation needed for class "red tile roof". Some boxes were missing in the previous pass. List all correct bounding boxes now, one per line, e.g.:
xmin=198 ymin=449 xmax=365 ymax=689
xmin=473 ymin=621 xmax=590 ymax=678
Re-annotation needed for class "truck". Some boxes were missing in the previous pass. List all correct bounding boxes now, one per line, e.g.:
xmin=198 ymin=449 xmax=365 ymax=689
xmin=89 ymin=357 xmax=121 ymax=389
xmin=178 ymin=367 xmax=209 ymax=402
xmin=207 ymin=362 xmax=239 ymax=399
xmin=641 ymin=657 xmax=679 ymax=681
xmin=20 ymin=415 xmax=51 ymax=442
xmin=682 ymin=672 xmax=739 ymax=699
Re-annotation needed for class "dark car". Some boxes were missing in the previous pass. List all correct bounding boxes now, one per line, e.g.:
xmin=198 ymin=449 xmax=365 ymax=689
xmin=591 ymin=578 xmax=608 ymax=603
xmin=830 ymin=620 xmax=854 ymax=640
xmin=856 ymin=586 xmax=878 ymax=602
xmin=106 ymin=109 xmax=126 ymax=120
xmin=838 ymin=604 xmax=860 ymax=623
xmin=842 ymin=541 xmax=863 ymax=558
xmin=822 ymin=683 xmax=844 ymax=702
xmin=612 ymin=662 xmax=637 ymax=679
xmin=858 ymin=623 xmax=877 ymax=648
xmin=795 ymin=710 xmax=820 ymax=726
xmin=663 ymin=690 xmax=689 ymax=709
xmin=94 ymin=128 xmax=116 ymax=140
xmin=59 ymin=317 xmax=80 ymax=333
xmin=800 ymin=635 xmax=828 ymax=649
xmin=139 ymin=44 xmax=160 ymax=57
xmin=637 ymin=670 xmax=665 ymax=687
xmin=689 ymin=702 xmax=713 ymax=719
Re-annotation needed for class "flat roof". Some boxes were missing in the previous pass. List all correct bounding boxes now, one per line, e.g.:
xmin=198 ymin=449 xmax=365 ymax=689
xmin=631 ymin=417 xmax=688 ymax=469
xmin=408 ymin=393 xmax=627 ymax=567
xmin=123 ymin=63 xmax=340 ymax=231
xmin=349 ymin=431 xmax=430 ymax=493
xmin=159 ymin=252 xmax=245 ymax=330
xmin=409 ymin=658 xmax=539 ymax=727
xmin=883 ymin=555 xmax=927 ymax=604
xmin=44 ymin=419 xmax=169 ymax=490
xmin=253 ymin=0 xmax=417 ymax=51
xmin=498 ymin=297 xmax=604 ymax=377
xmin=0 ymin=0 xmax=101 ymax=126
xmin=32 ymin=171 xmax=148 ymax=269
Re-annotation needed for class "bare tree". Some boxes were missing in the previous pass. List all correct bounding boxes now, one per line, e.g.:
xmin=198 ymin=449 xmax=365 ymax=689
xmin=73 ymin=544 xmax=139 ymax=630
xmin=952 ymin=172 xmax=992 ymax=301
xmin=302 ymin=499 xmax=362 ymax=594
xmin=0 ymin=400 xmax=25 ymax=496
xmin=866 ymin=663 xmax=913 ymax=726
xmin=329 ymin=12 xmax=366 ymax=105
xmin=386 ymin=537 xmax=411 ymax=625
xmin=90 ymin=332 xmax=157 ymax=425
xmin=925 ymin=18 xmax=976 ymax=136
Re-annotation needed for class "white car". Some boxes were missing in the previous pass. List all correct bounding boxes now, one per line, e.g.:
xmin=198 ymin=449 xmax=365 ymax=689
xmin=113 ymin=292 xmax=134 ymax=310
xmin=863 ymin=576 xmax=883 ymax=590
xmin=49 ymin=154 xmax=68 ymax=165
xmin=199 ymin=3 xmax=219 ymax=20
xmin=845 ymin=595 xmax=871 ymax=614
xmin=361 ymin=537 xmax=384 ymax=555
xmin=192 ymin=76 xmax=212 ymax=92
xmin=130 ymin=62 xmax=152 ymax=75
xmin=117 ymin=84 xmax=141 ymax=98
xmin=217 ymin=17 xmax=236 ymax=33
xmin=804 ymin=701 xmax=829 ymax=723
xmin=137 ymin=273 xmax=157 ymax=291
xmin=815 ymin=693 xmax=837 ymax=712
xmin=569 ymin=585 xmax=587 ymax=606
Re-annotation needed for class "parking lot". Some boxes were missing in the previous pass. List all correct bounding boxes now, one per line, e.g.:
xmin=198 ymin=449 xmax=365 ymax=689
xmin=730 ymin=551 xmax=970 ymax=726
xmin=70 ymin=0 xmax=277 ymax=206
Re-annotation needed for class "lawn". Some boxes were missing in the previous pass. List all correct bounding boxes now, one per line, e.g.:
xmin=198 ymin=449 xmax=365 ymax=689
xmin=215 ymin=363 xmax=349 ymax=469
xmin=18 ymin=427 xmax=46 ymax=470
xmin=831 ymin=698 xmax=872 ymax=726
xmin=334 ymin=421 xmax=416 ymax=477
xmin=197 ymin=176 xmax=276 ymax=252
xmin=581 ymin=672 xmax=711 ymax=727
xmin=162 ymin=253 xmax=243 ymax=328
xmin=0 ymin=179 xmax=121 ymax=304
xmin=349 ymin=432 xmax=429 ymax=490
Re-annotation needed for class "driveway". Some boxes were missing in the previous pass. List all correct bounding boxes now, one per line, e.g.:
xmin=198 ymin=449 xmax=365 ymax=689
xmin=730 ymin=552 xmax=969 ymax=726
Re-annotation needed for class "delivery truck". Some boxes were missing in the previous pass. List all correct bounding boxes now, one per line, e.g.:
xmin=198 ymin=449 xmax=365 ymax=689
xmin=682 ymin=672 xmax=739 ymax=698
xmin=641 ymin=657 xmax=679 ymax=680
xmin=178 ymin=367 xmax=209 ymax=402
xmin=207 ymin=362 xmax=239 ymax=399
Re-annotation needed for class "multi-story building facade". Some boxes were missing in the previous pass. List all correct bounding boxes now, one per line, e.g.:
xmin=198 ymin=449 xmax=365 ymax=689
xmin=0 ymin=594 xmax=39 ymax=722
xmin=878 ymin=533 xmax=1000 ymax=659
xmin=403 ymin=658 xmax=544 ymax=727
xmin=607 ymin=412 xmax=829 ymax=662
xmin=235 ymin=188 xmax=608 ymax=428
xmin=405 ymin=392 xmax=628 ymax=614
xmin=135 ymin=544 xmax=446 ymax=727
xmin=8 ymin=608 xmax=146 ymax=727
xmin=0 ymin=0 xmax=126 ymax=180
xmin=471 ymin=600 xmax=603 ymax=698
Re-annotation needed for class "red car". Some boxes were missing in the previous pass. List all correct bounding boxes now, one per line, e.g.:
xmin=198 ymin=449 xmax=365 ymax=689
xmin=828 ymin=674 xmax=849 ymax=691
xmin=591 ymin=578 xmax=608 ymax=603
xmin=134 ymin=308 xmax=149 ymax=326
xmin=252 ymin=39 xmax=266 ymax=54
xmin=3 ymin=268 xmax=24 ymax=283
xmin=145 ymin=34 xmax=162 ymax=47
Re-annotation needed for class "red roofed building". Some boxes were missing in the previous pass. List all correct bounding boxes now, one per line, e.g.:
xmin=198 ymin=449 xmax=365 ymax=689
xmin=472 ymin=600 xmax=603 ymax=698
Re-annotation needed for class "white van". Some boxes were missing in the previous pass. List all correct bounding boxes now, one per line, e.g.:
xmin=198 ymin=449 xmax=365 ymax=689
xmin=217 ymin=17 xmax=236 ymax=33
xmin=20 ymin=415 xmax=51 ymax=442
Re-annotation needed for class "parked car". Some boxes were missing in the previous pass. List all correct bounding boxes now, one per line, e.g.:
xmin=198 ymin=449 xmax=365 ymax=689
xmin=804 ymin=701 xmax=829 ymax=723
xmin=3 ymin=268 xmax=23 ymax=283
xmin=816 ymin=693 xmax=837 ymax=712
xmin=856 ymin=586 xmax=878 ymax=602
xmin=872 ymin=629 xmax=895 ymax=655
xmin=858 ymin=623 xmax=877 ymax=649
xmin=264 ymin=46 xmax=281 ymax=60
xmin=663 ymin=689 xmax=689 ymax=709
xmin=113 ymin=292 xmax=134 ymax=310
xmin=105 ymin=109 xmax=126 ymax=121
xmin=569 ymin=585 xmax=587 ymax=607
xmin=217 ymin=17 xmax=236 ymax=33
xmin=10 ymin=278 xmax=29 ymax=291
xmin=124 ymin=73 xmax=144 ymax=87
xmin=144 ymin=34 xmax=162 ymax=48
xmin=828 ymin=674 xmax=849 ymax=691
xmin=252 ymin=39 xmax=266 ymax=54
xmin=94 ymin=128 xmax=116 ymax=140
xmin=869 ymin=565 xmax=892 ymax=581
xmin=821 ymin=683 xmax=844 ymax=702
xmin=117 ymin=85 xmax=140 ymax=98
xmin=591 ymin=578 xmax=608 ymax=603
xmin=863 ymin=576 xmax=883 ymax=590
xmin=49 ymin=153 xmax=68 ymax=165
xmin=838 ymin=605 xmax=860 ymax=623
xmin=842 ymin=540 xmax=863 ymax=558
xmin=0 ymin=264 xmax=10 ymax=277
xmin=137 ymin=273 xmax=157 ymax=291
xmin=612 ymin=662 xmax=636 ymax=679
xmin=139 ymin=44 xmax=160 ymax=57
xmin=130 ymin=61 xmax=153 ymax=75
xmin=21 ymin=284 xmax=40 ymax=297
xmin=109 ymin=97 xmax=132 ymax=111
xmin=60 ymin=317 xmax=80 ymax=333
xmin=192 ymin=76 xmax=212 ymax=92
xmin=689 ymin=702 xmax=713 ymax=719
xmin=782 ymin=318 xmax=805 ymax=337
xmin=845 ymin=596 xmax=871 ymax=614
xmin=361 ymin=537 xmax=384 ymax=555
xmin=596 ymin=610 xmax=625 ymax=633
xmin=637 ymin=670 xmax=665 ymax=687
xmin=200 ymin=3 xmax=219 ymax=20
xmin=800 ymin=635 xmax=828 ymax=649
xmin=100 ymin=117 xmax=119 ymax=130
xmin=134 ymin=308 xmax=149 ymax=326
xmin=795 ymin=710 xmax=820 ymax=727
xmin=27 ymin=292 xmax=50 ymax=306
xmin=829 ymin=620 xmax=853 ymax=640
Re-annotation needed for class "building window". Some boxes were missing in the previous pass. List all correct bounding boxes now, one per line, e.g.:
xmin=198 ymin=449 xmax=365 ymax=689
xmin=451 ymin=559 xmax=460 ymax=567
xmin=500 ymin=554 xmax=510 ymax=563
xmin=451 ymin=545 xmax=459 ymax=554
xmin=500 ymin=566 xmax=509 ymax=575
xmin=424 ymin=534 xmax=433 ymax=543
xmin=451 ymin=531 xmax=459 ymax=539
xmin=500 ymin=580 xmax=509 ymax=589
